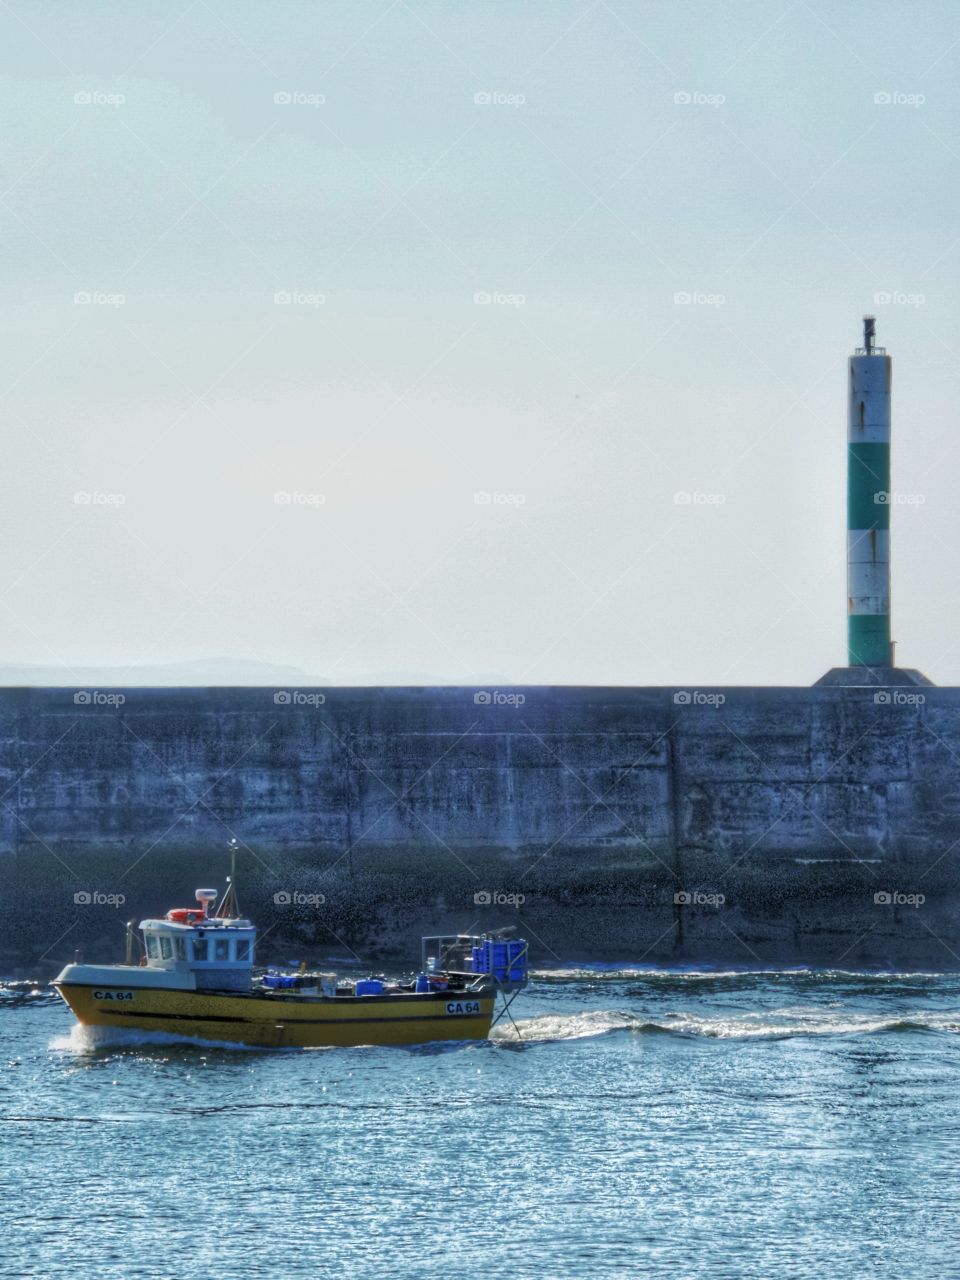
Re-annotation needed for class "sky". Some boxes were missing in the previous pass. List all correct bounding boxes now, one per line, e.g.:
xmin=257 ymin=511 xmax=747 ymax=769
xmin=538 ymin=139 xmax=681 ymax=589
xmin=1 ymin=0 xmax=959 ymax=686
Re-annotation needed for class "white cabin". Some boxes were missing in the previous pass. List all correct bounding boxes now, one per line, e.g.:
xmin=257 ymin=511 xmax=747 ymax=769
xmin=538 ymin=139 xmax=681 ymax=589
xmin=51 ymin=885 xmax=256 ymax=993
xmin=139 ymin=890 xmax=256 ymax=991
xmin=139 ymin=919 xmax=256 ymax=990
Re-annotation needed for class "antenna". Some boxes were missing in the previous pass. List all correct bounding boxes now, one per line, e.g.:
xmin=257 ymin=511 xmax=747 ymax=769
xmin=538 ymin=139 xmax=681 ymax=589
xmin=217 ymin=837 xmax=241 ymax=918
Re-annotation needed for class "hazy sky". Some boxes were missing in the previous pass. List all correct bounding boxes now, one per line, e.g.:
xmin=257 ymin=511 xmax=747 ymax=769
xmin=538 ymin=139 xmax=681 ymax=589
xmin=2 ymin=1 xmax=959 ymax=686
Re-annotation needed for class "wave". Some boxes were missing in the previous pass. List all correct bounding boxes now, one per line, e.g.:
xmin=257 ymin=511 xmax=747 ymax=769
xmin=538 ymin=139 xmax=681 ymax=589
xmin=0 ymin=983 xmax=59 ymax=1008
xmin=531 ymin=966 xmax=954 ymax=984
xmin=48 ymin=1024 xmax=271 ymax=1055
xmin=491 ymin=1007 xmax=960 ymax=1044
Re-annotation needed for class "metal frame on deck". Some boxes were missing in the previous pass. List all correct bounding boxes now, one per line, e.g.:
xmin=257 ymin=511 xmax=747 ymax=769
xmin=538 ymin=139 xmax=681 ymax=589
xmin=420 ymin=934 xmax=529 ymax=1038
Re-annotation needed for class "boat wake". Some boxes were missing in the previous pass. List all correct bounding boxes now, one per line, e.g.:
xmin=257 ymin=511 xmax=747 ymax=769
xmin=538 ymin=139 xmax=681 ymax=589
xmin=491 ymin=1007 xmax=960 ymax=1044
xmin=49 ymin=1024 xmax=269 ymax=1055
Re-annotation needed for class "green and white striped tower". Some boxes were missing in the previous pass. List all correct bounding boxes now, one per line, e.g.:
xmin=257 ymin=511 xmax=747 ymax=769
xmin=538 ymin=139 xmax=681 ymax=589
xmin=847 ymin=316 xmax=892 ymax=668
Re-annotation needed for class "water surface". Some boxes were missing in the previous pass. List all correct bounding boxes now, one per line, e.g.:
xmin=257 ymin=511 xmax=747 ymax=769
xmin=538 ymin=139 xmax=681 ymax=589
xmin=2 ymin=967 xmax=958 ymax=1278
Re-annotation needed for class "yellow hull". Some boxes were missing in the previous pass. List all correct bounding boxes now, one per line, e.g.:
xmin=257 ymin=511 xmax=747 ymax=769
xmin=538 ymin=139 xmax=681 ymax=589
xmin=55 ymin=983 xmax=495 ymax=1049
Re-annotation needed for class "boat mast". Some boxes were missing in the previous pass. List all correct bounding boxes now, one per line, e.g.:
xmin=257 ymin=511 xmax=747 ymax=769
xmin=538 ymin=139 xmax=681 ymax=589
xmin=217 ymin=837 xmax=241 ymax=918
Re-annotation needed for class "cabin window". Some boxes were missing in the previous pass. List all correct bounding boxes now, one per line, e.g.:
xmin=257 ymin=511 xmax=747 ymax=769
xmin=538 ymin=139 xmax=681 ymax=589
xmin=236 ymin=939 xmax=250 ymax=961
xmin=193 ymin=939 xmax=208 ymax=962
xmin=214 ymin=938 xmax=230 ymax=962
xmin=159 ymin=936 xmax=173 ymax=960
xmin=146 ymin=935 xmax=160 ymax=960
xmin=175 ymin=937 xmax=186 ymax=961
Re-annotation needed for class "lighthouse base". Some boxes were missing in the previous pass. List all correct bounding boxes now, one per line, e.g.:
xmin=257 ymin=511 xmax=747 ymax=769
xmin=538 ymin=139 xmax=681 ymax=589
xmin=814 ymin=666 xmax=935 ymax=688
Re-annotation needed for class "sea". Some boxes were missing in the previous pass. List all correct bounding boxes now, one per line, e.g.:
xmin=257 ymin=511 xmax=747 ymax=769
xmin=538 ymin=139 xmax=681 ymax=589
xmin=2 ymin=966 xmax=958 ymax=1279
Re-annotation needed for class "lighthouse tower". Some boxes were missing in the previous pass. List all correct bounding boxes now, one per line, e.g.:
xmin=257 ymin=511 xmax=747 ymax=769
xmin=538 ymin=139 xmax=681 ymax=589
xmin=847 ymin=316 xmax=892 ymax=668
xmin=816 ymin=316 xmax=931 ymax=688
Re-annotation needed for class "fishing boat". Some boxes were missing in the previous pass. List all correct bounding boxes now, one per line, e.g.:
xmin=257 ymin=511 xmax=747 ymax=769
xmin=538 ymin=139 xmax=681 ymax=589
xmin=53 ymin=879 xmax=529 ymax=1049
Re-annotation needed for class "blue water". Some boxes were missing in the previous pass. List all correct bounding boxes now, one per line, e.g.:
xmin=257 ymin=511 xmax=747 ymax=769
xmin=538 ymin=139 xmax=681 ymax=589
xmin=3 ymin=967 xmax=959 ymax=1279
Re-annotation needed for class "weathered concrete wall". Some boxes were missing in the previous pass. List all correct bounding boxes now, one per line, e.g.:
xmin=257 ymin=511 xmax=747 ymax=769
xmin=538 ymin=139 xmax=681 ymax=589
xmin=2 ymin=685 xmax=959 ymax=973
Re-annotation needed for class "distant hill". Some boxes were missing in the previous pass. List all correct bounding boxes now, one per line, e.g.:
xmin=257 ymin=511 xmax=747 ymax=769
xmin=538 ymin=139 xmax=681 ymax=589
xmin=0 ymin=660 xmax=514 ymax=687
xmin=0 ymin=659 xmax=320 ymax=687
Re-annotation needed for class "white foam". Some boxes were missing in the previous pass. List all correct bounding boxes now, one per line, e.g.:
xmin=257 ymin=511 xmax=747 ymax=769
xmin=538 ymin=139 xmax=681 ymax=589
xmin=49 ymin=1023 xmax=265 ymax=1054
xmin=491 ymin=1009 xmax=641 ymax=1043
xmin=531 ymin=966 xmax=951 ymax=983
xmin=490 ymin=1006 xmax=960 ymax=1044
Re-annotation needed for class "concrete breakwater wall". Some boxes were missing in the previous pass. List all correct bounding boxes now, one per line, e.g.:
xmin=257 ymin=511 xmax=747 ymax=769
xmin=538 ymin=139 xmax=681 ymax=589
xmin=2 ymin=685 xmax=959 ymax=974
